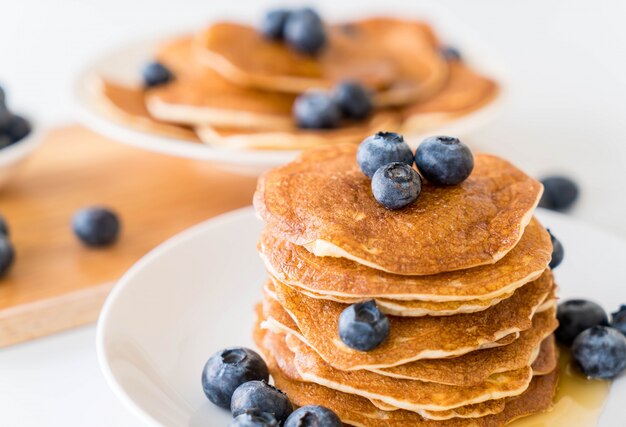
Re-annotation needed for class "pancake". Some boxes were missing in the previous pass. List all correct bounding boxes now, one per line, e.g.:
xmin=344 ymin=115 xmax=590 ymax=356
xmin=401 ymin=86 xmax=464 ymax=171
xmin=260 ymin=328 xmax=559 ymax=427
xmin=530 ymin=335 xmax=558 ymax=376
xmin=265 ymin=277 xmax=513 ymax=317
xmin=259 ymin=218 xmax=551 ymax=302
xmin=402 ymin=61 xmax=499 ymax=134
xmin=254 ymin=144 xmax=543 ymax=275
xmin=372 ymin=398 xmax=507 ymax=420
xmin=195 ymin=111 xmax=400 ymax=150
xmin=90 ymin=77 xmax=200 ymax=141
xmin=345 ymin=18 xmax=450 ymax=108
xmin=146 ymin=37 xmax=296 ymax=130
xmin=372 ymin=308 xmax=558 ymax=385
xmin=284 ymin=332 xmax=534 ymax=412
xmin=194 ymin=22 xmax=397 ymax=93
xmin=266 ymin=271 xmax=553 ymax=370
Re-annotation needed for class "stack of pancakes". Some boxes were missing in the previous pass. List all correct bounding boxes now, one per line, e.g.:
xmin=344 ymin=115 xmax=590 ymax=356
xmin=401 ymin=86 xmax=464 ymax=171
xmin=92 ymin=17 xmax=498 ymax=150
xmin=252 ymin=144 xmax=559 ymax=426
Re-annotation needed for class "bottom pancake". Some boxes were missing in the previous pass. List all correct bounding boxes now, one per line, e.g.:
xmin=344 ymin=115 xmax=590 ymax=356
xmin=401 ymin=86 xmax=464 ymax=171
xmin=256 ymin=325 xmax=558 ymax=426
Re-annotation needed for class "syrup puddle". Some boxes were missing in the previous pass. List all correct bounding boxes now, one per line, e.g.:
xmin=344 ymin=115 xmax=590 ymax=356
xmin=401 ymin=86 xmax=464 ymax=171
xmin=510 ymin=348 xmax=611 ymax=426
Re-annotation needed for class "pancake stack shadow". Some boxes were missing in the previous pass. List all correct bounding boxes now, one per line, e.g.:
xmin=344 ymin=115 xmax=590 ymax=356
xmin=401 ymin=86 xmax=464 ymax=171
xmin=253 ymin=144 xmax=559 ymax=426
xmin=92 ymin=18 xmax=498 ymax=150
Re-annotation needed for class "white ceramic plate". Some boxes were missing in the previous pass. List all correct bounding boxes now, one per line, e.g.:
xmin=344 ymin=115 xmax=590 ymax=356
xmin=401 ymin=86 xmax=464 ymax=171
xmin=73 ymin=26 xmax=507 ymax=176
xmin=97 ymin=207 xmax=626 ymax=426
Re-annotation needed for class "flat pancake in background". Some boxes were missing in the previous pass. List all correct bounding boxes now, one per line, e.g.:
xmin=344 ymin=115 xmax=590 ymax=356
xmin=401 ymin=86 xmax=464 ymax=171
xmin=195 ymin=111 xmax=400 ymax=150
xmin=145 ymin=37 xmax=296 ymax=130
xmin=268 ymin=271 xmax=553 ymax=370
xmin=373 ymin=308 xmax=558 ymax=385
xmin=402 ymin=61 xmax=499 ymax=134
xmin=254 ymin=144 xmax=543 ymax=275
xmin=90 ymin=77 xmax=200 ymax=141
xmin=195 ymin=22 xmax=397 ymax=93
xmin=259 ymin=218 xmax=551 ymax=302
xmin=285 ymin=333 xmax=534 ymax=413
xmin=346 ymin=18 xmax=449 ymax=107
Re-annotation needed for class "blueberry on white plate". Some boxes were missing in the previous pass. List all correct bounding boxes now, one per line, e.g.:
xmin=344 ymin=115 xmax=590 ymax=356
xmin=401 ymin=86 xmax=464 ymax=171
xmin=539 ymin=175 xmax=579 ymax=212
xmin=201 ymin=347 xmax=269 ymax=409
xmin=231 ymin=380 xmax=293 ymax=424
xmin=572 ymin=325 xmax=626 ymax=379
xmin=611 ymin=305 xmax=626 ymax=336
xmin=142 ymin=61 xmax=173 ymax=87
xmin=284 ymin=405 xmax=341 ymax=427
xmin=547 ymin=229 xmax=564 ymax=269
xmin=556 ymin=299 xmax=608 ymax=346
xmin=230 ymin=409 xmax=278 ymax=427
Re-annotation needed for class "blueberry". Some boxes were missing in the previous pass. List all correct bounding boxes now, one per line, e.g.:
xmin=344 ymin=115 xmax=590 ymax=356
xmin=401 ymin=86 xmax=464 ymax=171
xmin=611 ymin=305 xmax=626 ymax=336
xmin=556 ymin=299 xmax=608 ymax=346
xmin=547 ymin=229 xmax=564 ymax=269
xmin=72 ymin=207 xmax=121 ymax=247
xmin=231 ymin=381 xmax=292 ymax=423
xmin=572 ymin=326 xmax=626 ymax=379
xmin=0 ymin=104 xmax=11 ymax=129
xmin=260 ymin=9 xmax=291 ymax=40
xmin=0 ymin=86 xmax=5 ymax=106
xmin=142 ymin=62 xmax=173 ymax=87
xmin=357 ymin=132 xmax=414 ymax=178
xmin=539 ymin=175 xmax=579 ymax=212
xmin=230 ymin=410 xmax=279 ymax=427
xmin=284 ymin=405 xmax=341 ymax=427
xmin=293 ymin=91 xmax=341 ymax=129
xmin=333 ymin=81 xmax=372 ymax=120
xmin=0 ymin=215 xmax=9 ymax=236
xmin=414 ymin=136 xmax=474 ymax=186
xmin=2 ymin=115 xmax=31 ymax=143
xmin=440 ymin=46 xmax=462 ymax=61
xmin=371 ymin=163 xmax=421 ymax=210
xmin=284 ymin=8 xmax=327 ymax=55
xmin=0 ymin=236 xmax=15 ymax=277
xmin=201 ymin=347 xmax=269 ymax=409
xmin=338 ymin=300 xmax=390 ymax=351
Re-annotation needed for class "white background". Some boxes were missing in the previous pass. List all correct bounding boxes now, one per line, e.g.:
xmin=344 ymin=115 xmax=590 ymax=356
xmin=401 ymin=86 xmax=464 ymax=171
xmin=1 ymin=0 xmax=626 ymax=425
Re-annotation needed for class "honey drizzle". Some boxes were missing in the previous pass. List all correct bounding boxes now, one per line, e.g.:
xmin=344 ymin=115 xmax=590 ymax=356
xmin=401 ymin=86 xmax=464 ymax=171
xmin=509 ymin=348 xmax=611 ymax=426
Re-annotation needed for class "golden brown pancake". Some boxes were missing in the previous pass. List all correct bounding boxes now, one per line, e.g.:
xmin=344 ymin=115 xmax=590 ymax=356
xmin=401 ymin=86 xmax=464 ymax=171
xmin=260 ymin=329 xmax=559 ymax=427
xmin=345 ymin=18 xmax=450 ymax=107
xmin=259 ymin=218 xmax=551 ymax=302
xmin=530 ymin=335 xmax=558 ymax=376
xmin=194 ymin=22 xmax=397 ymax=93
xmin=265 ymin=277 xmax=513 ymax=317
xmin=266 ymin=271 xmax=553 ymax=370
xmin=284 ymin=332 xmax=534 ymax=412
xmin=372 ymin=308 xmax=558 ymax=385
xmin=146 ymin=37 xmax=296 ymax=130
xmin=91 ymin=77 xmax=200 ymax=141
xmin=401 ymin=61 xmax=499 ymax=134
xmin=195 ymin=111 xmax=400 ymax=150
xmin=254 ymin=144 xmax=543 ymax=275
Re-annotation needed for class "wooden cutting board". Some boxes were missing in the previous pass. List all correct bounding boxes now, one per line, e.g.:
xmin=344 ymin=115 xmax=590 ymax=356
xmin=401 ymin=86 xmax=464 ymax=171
xmin=0 ymin=125 xmax=258 ymax=347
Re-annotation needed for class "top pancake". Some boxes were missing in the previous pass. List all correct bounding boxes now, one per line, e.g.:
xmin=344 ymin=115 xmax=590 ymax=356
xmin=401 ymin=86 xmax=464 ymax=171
xmin=260 ymin=217 xmax=551 ymax=301
xmin=254 ymin=144 xmax=543 ymax=275
xmin=146 ymin=37 xmax=296 ymax=130
xmin=194 ymin=22 xmax=399 ymax=93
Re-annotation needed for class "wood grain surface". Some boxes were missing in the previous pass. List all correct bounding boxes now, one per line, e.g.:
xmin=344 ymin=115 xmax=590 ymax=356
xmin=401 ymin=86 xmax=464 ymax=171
xmin=0 ymin=125 xmax=257 ymax=347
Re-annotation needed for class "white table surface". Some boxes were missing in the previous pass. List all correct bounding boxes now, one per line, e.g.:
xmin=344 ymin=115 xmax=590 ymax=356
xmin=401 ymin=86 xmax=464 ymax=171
xmin=2 ymin=0 xmax=626 ymax=425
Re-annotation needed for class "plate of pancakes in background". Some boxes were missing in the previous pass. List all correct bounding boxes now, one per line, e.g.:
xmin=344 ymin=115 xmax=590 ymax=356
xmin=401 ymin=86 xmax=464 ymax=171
xmin=98 ymin=140 xmax=626 ymax=426
xmin=74 ymin=9 xmax=506 ymax=175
